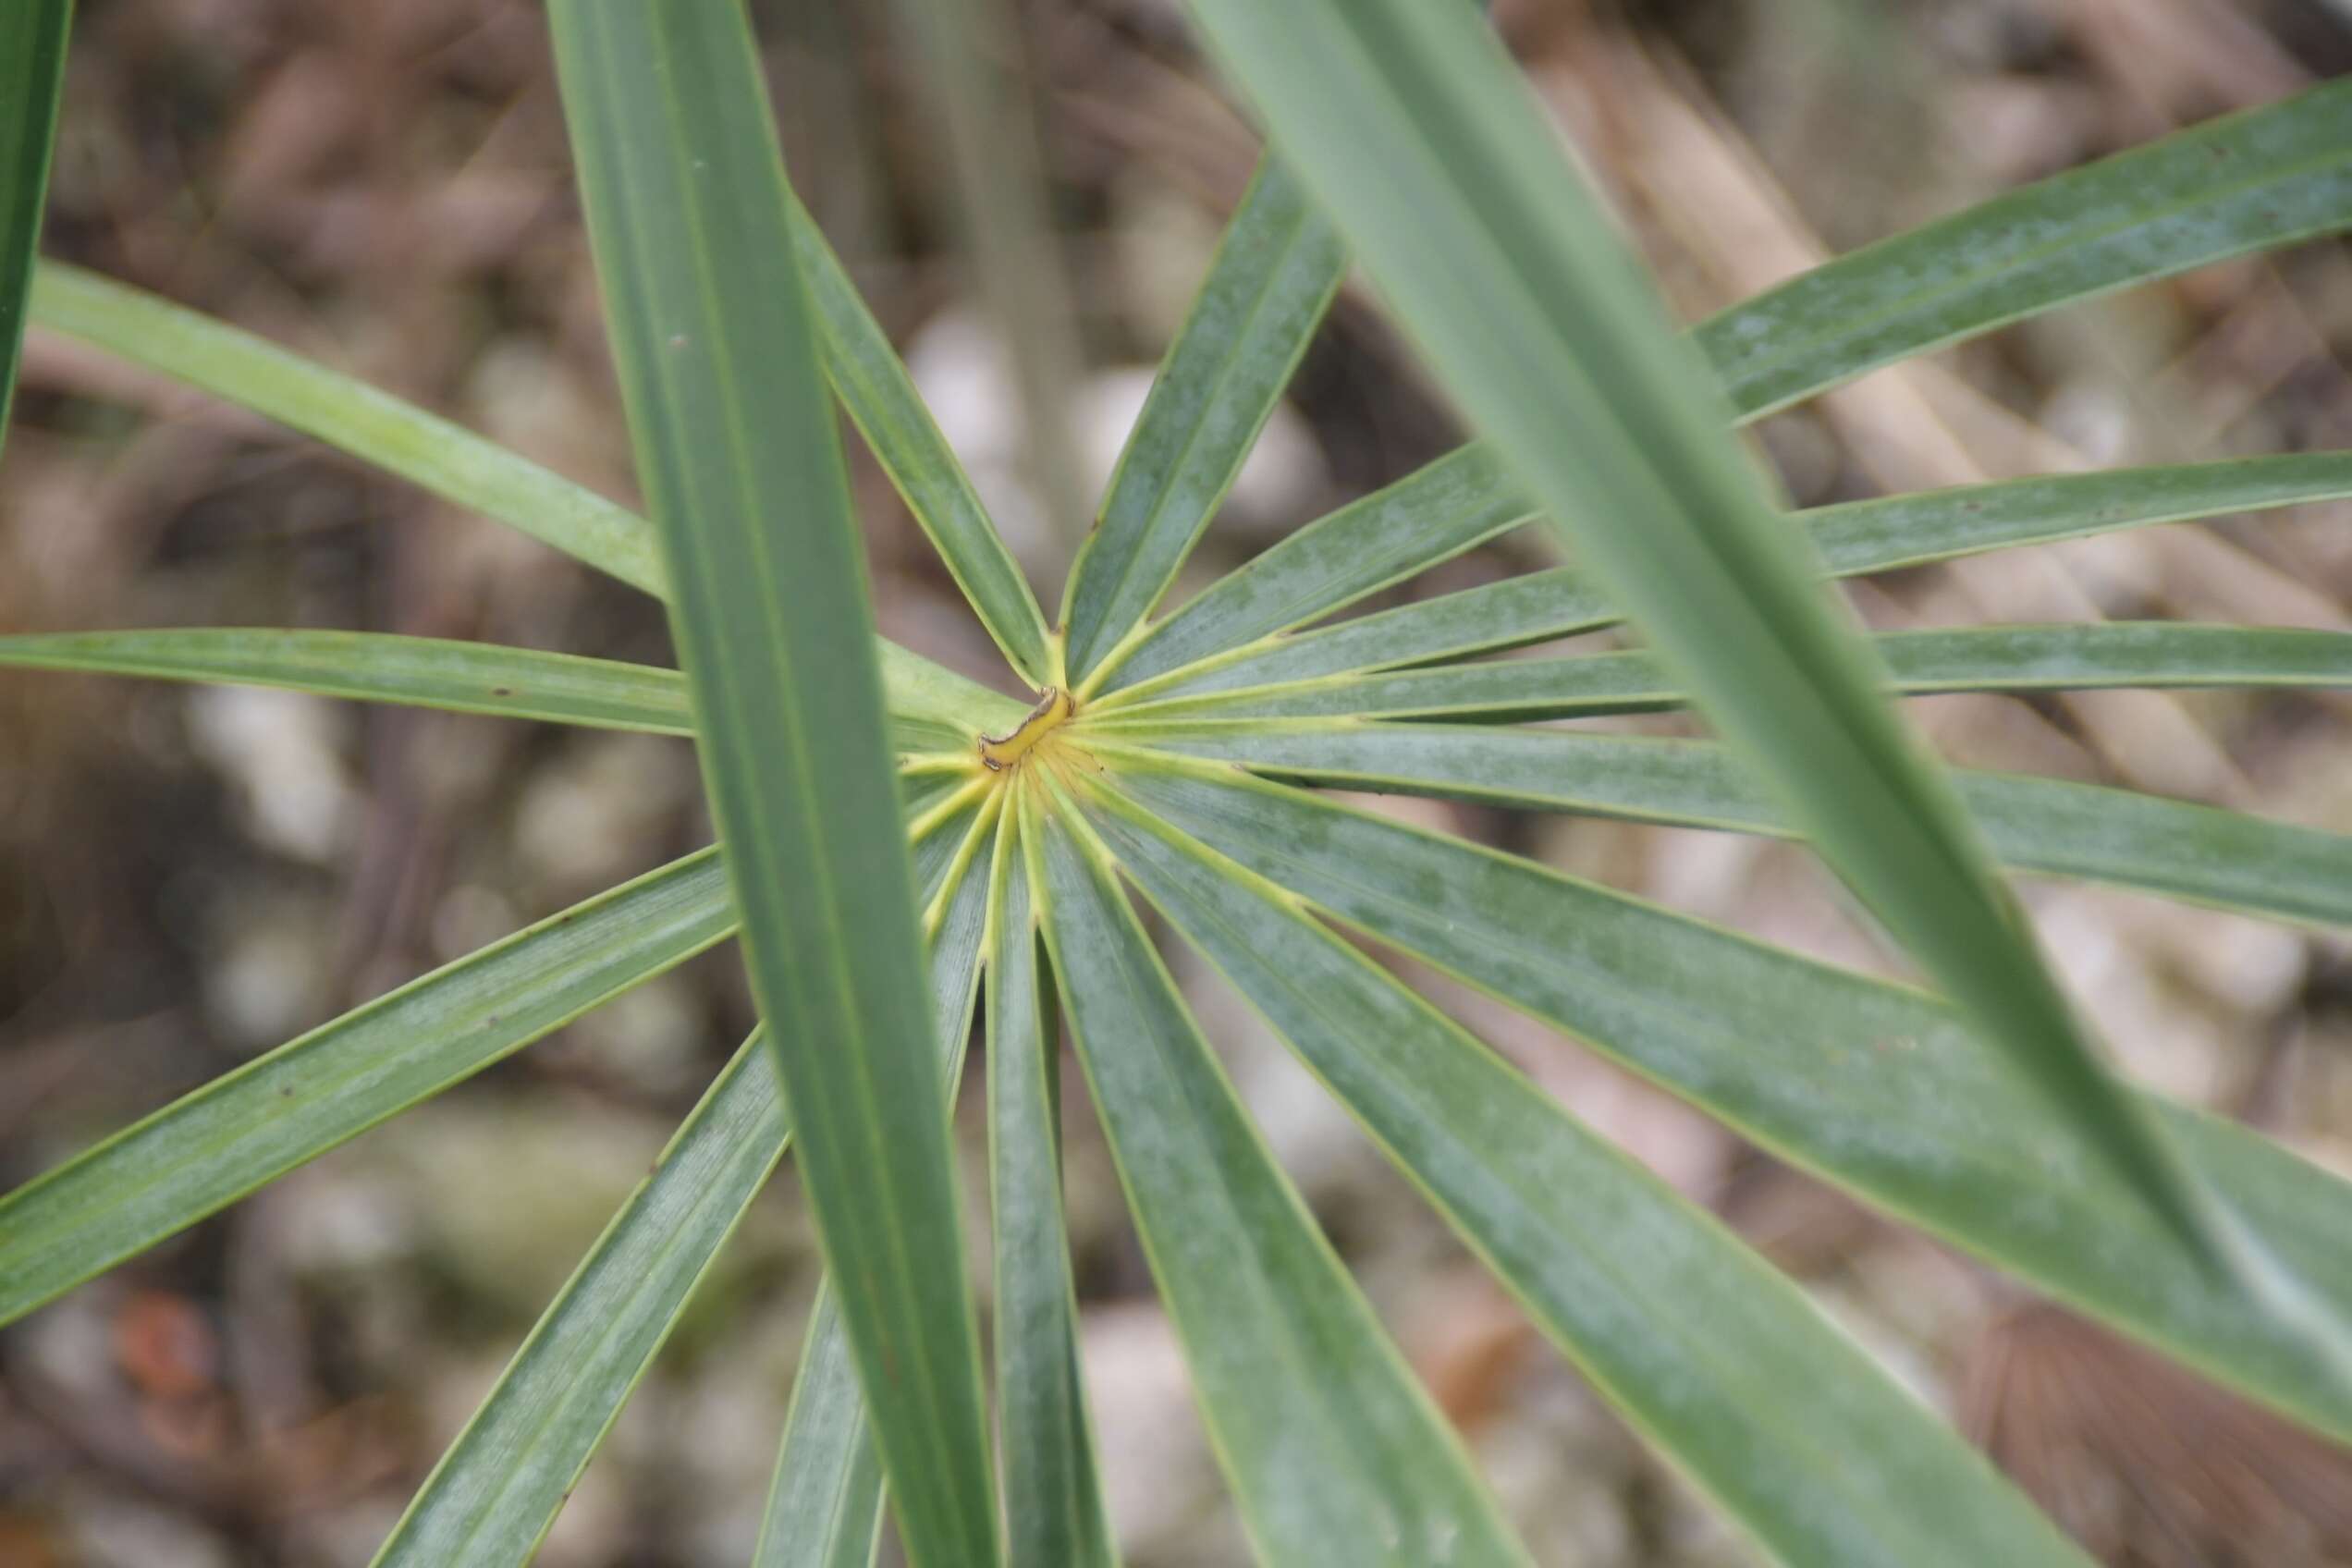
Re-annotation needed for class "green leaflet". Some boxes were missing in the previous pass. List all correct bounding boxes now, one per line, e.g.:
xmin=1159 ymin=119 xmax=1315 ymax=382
xmin=1695 ymin=78 xmax=2352 ymax=421
xmin=757 ymin=1287 xmax=888 ymax=1568
xmin=0 ymin=629 xmax=695 ymax=735
xmin=0 ymin=0 xmax=68 ymax=456
xmin=1104 ymin=756 xmax=2352 ymax=1443
xmin=1183 ymin=0 xmax=2233 ymax=1279
xmin=547 ymin=7 xmax=999 ymax=1564
xmin=986 ymin=815 xmax=1117 ymax=1568
xmin=1110 ymin=453 xmax=2352 ymax=707
xmin=1061 ymin=156 xmax=1348 ymax=688
xmin=0 ymin=624 xmax=1008 ymax=759
xmin=1109 ymin=722 xmax=2352 ymax=929
xmin=370 ymin=1031 xmax=790 ymax=1568
xmin=0 ymin=851 xmax=733 ymax=1328
xmin=1081 ymin=778 xmax=2089 ymax=1568
xmin=31 ymin=262 xmax=663 ymax=595
xmin=1023 ymin=781 xmax=1530 ymax=1566
xmin=1098 ymin=623 xmax=2352 ymax=725
xmin=790 ymin=192 xmax=1055 ymax=687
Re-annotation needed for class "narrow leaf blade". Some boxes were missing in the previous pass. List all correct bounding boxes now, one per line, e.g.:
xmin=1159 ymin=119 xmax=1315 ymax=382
xmin=0 ymin=0 xmax=70 ymax=455
xmin=792 ymin=197 xmax=1055 ymax=686
xmin=1109 ymin=724 xmax=2352 ymax=929
xmin=1061 ymin=157 xmax=1347 ymax=687
xmin=547 ymin=7 xmax=998 ymax=1563
xmin=1106 ymin=623 xmax=2352 ymax=725
xmin=0 ymin=851 xmax=733 ymax=1327
xmin=0 ymin=629 xmax=694 ymax=734
xmin=371 ymin=1031 xmax=790 ymax=1568
xmin=986 ymin=814 xmax=1116 ymax=1568
xmin=31 ymin=263 xmax=662 ymax=594
xmin=1698 ymin=79 xmax=2352 ymax=421
xmin=758 ymin=1287 xmax=889 ymax=1568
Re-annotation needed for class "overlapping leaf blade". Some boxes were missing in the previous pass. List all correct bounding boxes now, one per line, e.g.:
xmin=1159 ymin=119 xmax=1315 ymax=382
xmin=757 ymin=1287 xmax=889 ymax=1568
xmin=1023 ymin=783 xmax=1529 ymax=1566
xmin=0 ymin=0 xmax=69 ymax=457
xmin=370 ymin=1030 xmax=789 ymax=1568
xmin=1105 ymin=623 xmax=2352 ymax=725
xmin=0 ymin=629 xmax=694 ymax=735
xmin=986 ymin=818 xmax=1117 ymax=1568
xmin=1182 ymin=0 xmax=2229 ymax=1276
xmin=1061 ymin=156 xmax=1347 ymax=687
xmin=1080 ymin=777 xmax=2089 ymax=1568
xmin=0 ymin=851 xmax=733 ymax=1328
xmin=1695 ymin=77 xmax=2352 ymax=421
xmin=31 ymin=263 xmax=664 ymax=594
xmin=1109 ymin=723 xmax=2352 ymax=928
xmin=1104 ymin=758 xmax=2352 ymax=1442
xmin=546 ymin=6 xmax=998 ymax=1563
xmin=791 ymin=194 xmax=1055 ymax=687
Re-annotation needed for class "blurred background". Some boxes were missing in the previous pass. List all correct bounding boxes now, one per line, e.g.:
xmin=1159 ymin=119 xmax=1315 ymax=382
xmin=5 ymin=0 xmax=2352 ymax=1562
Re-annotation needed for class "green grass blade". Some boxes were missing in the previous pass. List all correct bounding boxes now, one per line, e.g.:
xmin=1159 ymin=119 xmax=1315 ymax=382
xmin=759 ymin=1286 xmax=888 ymax=1568
xmin=1696 ymin=79 xmax=2352 ymax=422
xmin=791 ymin=194 xmax=1054 ymax=687
xmin=1798 ymin=455 xmax=2352 ymax=576
xmin=548 ymin=6 xmax=999 ymax=1562
xmin=1115 ymin=442 xmax=2352 ymax=698
xmin=23 ymin=263 xmax=1025 ymax=751
xmin=1023 ymin=781 xmax=1530 ymax=1567
xmin=0 ymin=851 xmax=733 ymax=1328
xmin=1105 ymin=758 xmax=2352 ymax=1441
xmin=0 ymin=627 xmax=1011 ymax=758
xmin=0 ymin=629 xmax=695 ymax=734
xmin=1105 ymin=623 xmax=2352 ymax=726
xmin=985 ymin=814 xmax=1117 ymax=1568
xmin=751 ymin=815 xmax=995 ymax=1568
xmin=30 ymin=262 xmax=663 ymax=594
xmin=1060 ymin=157 xmax=1347 ymax=688
xmin=371 ymin=1031 xmax=788 ymax=1568
xmin=1080 ymin=779 xmax=2089 ymax=1568
xmin=1110 ymin=723 xmax=2352 ymax=928
xmin=1182 ymin=0 xmax=2232 ymax=1268
xmin=1098 ymin=444 xmax=1528 ymax=697
xmin=372 ymin=802 xmax=989 ymax=1568
xmin=0 ymin=0 xmax=69 ymax=457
